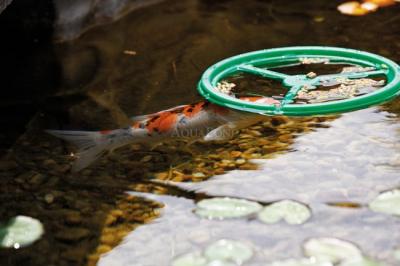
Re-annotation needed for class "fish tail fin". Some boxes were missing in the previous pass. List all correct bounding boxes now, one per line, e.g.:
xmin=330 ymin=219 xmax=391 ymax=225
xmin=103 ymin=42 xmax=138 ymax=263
xmin=46 ymin=130 xmax=112 ymax=172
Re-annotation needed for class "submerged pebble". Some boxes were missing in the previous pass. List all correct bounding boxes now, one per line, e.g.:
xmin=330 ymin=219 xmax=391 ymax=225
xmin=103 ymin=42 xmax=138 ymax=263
xmin=55 ymin=227 xmax=91 ymax=243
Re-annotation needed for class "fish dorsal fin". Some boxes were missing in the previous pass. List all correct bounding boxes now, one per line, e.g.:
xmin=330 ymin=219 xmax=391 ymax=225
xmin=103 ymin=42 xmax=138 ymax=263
xmin=130 ymin=105 xmax=187 ymax=122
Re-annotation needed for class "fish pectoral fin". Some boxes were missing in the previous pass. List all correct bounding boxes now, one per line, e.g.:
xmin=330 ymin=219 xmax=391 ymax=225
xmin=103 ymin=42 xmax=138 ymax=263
xmin=203 ymin=123 xmax=237 ymax=142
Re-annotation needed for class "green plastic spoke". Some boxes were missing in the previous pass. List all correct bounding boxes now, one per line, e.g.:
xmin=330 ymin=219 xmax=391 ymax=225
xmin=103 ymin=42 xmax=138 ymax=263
xmin=281 ymin=85 xmax=303 ymax=105
xmin=237 ymin=64 xmax=290 ymax=81
xmin=317 ymin=69 xmax=388 ymax=82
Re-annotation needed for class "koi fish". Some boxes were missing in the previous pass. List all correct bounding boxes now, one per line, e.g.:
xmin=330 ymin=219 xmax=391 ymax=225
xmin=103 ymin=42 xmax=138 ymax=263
xmin=47 ymin=96 xmax=279 ymax=171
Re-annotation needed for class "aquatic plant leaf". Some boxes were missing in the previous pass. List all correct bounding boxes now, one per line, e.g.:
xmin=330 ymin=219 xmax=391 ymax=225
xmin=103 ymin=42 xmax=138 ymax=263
xmin=172 ymin=252 xmax=208 ymax=266
xmin=206 ymin=260 xmax=237 ymax=266
xmin=339 ymin=256 xmax=381 ymax=266
xmin=195 ymin=197 xmax=262 ymax=219
xmin=268 ymin=258 xmax=333 ymax=266
xmin=303 ymin=238 xmax=362 ymax=264
xmin=257 ymin=200 xmax=311 ymax=225
xmin=0 ymin=215 xmax=44 ymax=248
xmin=368 ymin=189 xmax=400 ymax=216
xmin=394 ymin=248 xmax=400 ymax=261
xmin=204 ymin=239 xmax=253 ymax=265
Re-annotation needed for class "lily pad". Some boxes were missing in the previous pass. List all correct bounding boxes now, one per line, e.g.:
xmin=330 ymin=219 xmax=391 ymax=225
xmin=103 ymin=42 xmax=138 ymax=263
xmin=339 ymin=257 xmax=381 ymax=266
xmin=269 ymin=258 xmax=333 ymax=266
xmin=394 ymin=248 xmax=400 ymax=261
xmin=0 ymin=215 xmax=44 ymax=248
xmin=368 ymin=189 xmax=400 ymax=216
xmin=303 ymin=238 xmax=362 ymax=264
xmin=204 ymin=239 xmax=253 ymax=265
xmin=207 ymin=260 xmax=237 ymax=266
xmin=195 ymin=197 xmax=262 ymax=219
xmin=257 ymin=200 xmax=311 ymax=225
xmin=172 ymin=252 xmax=208 ymax=266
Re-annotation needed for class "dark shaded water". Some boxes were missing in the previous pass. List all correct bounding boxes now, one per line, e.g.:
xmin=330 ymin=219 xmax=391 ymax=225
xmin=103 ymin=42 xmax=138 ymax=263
xmin=1 ymin=0 xmax=400 ymax=265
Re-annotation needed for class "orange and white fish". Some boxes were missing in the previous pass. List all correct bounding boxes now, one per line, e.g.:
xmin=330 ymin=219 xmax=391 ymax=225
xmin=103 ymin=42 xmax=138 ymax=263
xmin=47 ymin=96 xmax=279 ymax=171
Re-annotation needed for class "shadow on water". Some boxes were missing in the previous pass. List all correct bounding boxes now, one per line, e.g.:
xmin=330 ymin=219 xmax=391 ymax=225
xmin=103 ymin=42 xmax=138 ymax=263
xmin=1 ymin=0 xmax=400 ymax=265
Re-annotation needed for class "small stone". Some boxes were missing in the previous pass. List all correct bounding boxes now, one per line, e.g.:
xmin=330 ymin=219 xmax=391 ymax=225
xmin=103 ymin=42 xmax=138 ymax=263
xmin=239 ymin=164 xmax=258 ymax=170
xmin=43 ymin=159 xmax=56 ymax=167
xmin=97 ymin=244 xmax=112 ymax=254
xmin=87 ymin=255 xmax=100 ymax=266
xmin=230 ymin=151 xmax=242 ymax=158
xmin=208 ymin=154 xmax=221 ymax=160
xmin=130 ymin=144 xmax=142 ymax=151
xmin=193 ymin=172 xmax=206 ymax=178
xmin=57 ymin=164 xmax=71 ymax=173
xmin=110 ymin=210 xmax=124 ymax=218
xmin=249 ymin=130 xmax=262 ymax=137
xmin=214 ymin=168 xmax=225 ymax=175
xmin=29 ymin=173 xmax=46 ymax=185
xmin=239 ymin=134 xmax=253 ymax=139
xmin=64 ymin=210 xmax=82 ymax=225
xmin=0 ymin=160 xmax=18 ymax=171
xmin=55 ymin=228 xmax=91 ymax=243
xmin=257 ymin=139 xmax=269 ymax=145
xmin=221 ymin=159 xmax=232 ymax=165
xmin=140 ymin=155 xmax=152 ymax=162
xmin=235 ymin=159 xmax=246 ymax=165
xmin=306 ymin=72 xmax=317 ymax=78
xmin=82 ymin=169 xmax=92 ymax=176
xmin=154 ymin=172 xmax=168 ymax=180
xmin=44 ymin=194 xmax=55 ymax=204
xmin=313 ymin=16 xmax=325 ymax=22
xmin=105 ymin=215 xmax=117 ymax=226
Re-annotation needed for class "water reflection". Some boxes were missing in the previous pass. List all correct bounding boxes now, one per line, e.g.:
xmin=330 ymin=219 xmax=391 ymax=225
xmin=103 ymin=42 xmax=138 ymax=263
xmin=98 ymin=107 xmax=400 ymax=265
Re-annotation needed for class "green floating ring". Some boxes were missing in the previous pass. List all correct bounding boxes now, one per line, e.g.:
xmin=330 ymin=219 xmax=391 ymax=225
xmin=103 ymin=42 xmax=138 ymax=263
xmin=197 ymin=46 xmax=400 ymax=116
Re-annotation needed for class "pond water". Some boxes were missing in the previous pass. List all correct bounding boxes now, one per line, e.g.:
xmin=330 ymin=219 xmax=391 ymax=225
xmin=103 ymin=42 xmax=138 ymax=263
xmin=1 ymin=0 xmax=400 ymax=266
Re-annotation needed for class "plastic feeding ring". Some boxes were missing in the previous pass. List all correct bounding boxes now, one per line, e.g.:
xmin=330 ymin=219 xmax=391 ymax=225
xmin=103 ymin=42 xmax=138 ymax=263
xmin=197 ymin=46 xmax=400 ymax=116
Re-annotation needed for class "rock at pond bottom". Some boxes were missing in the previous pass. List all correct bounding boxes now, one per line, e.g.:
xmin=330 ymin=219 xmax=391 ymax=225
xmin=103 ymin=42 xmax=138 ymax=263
xmin=55 ymin=227 xmax=91 ymax=243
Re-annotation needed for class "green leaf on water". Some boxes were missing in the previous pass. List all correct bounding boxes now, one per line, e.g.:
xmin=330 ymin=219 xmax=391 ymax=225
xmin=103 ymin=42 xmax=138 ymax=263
xmin=204 ymin=239 xmax=253 ymax=265
xmin=394 ymin=248 xmax=400 ymax=261
xmin=172 ymin=252 xmax=208 ymax=266
xmin=206 ymin=260 xmax=237 ymax=266
xmin=303 ymin=238 xmax=362 ymax=264
xmin=195 ymin=197 xmax=262 ymax=219
xmin=268 ymin=258 xmax=332 ymax=266
xmin=340 ymin=257 xmax=382 ymax=266
xmin=368 ymin=189 xmax=400 ymax=216
xmin=257 ymin=200 xmax=311 ymax=225
xmin=269 ymin=238 xmax=382 ymax=266
xmin=0 ymin=215 xmax=44 ymax=248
